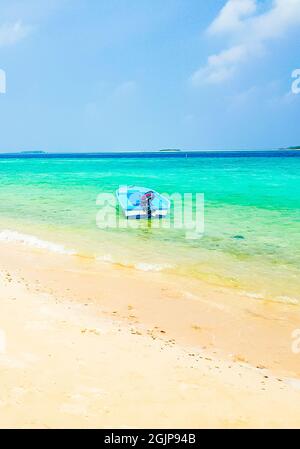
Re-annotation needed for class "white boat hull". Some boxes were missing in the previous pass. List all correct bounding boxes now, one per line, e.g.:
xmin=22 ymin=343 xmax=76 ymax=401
xmin=116 ymin=185 xmax=170 ymax=219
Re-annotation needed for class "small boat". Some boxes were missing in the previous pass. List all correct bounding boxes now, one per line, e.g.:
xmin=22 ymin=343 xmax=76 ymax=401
xmin=116 ymin=186 xmax=170 ymax=219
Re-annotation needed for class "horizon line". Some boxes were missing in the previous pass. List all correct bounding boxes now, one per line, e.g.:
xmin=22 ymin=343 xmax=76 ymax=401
xmin=0 ymin=147 xmax=299 ymax=155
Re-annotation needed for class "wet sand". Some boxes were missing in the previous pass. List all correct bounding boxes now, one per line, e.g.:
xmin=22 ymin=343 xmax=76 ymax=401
xmin=1 ymin=241 xmax=300 ymax=428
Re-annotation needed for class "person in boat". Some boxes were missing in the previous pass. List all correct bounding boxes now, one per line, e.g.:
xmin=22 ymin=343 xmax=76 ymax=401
xmin=141 ymin=191 xmax=155 ymax=218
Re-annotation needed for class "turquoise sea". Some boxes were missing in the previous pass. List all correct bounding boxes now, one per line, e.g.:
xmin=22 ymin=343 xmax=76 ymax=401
xmin=0 ymin=151 xmax=299 ymax=304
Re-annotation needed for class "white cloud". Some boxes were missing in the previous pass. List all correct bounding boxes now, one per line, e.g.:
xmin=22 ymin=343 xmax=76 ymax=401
xmin=191 ymin=0 xmax=300 ymax=86
xmin=0 ymin=21 xmax=30 ymax=47
xmin=208 ymin=0 xmax=257 ymax=34
xmin=192 ymin=44 xmax=250 ymax=84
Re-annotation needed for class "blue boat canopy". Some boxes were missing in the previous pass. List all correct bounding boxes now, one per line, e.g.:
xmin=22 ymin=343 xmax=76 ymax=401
xmin=116 ymin=186 xmax=170 ymax=219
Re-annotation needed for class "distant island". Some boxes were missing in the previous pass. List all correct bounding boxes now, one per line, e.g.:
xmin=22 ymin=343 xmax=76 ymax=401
xmin=20 ymin=151 xmax=47 ymax=154
xmin=159 ymin=149 xmax=181 ymax=152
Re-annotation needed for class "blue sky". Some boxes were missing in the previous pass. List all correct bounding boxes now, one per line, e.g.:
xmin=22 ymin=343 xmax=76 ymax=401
xmin=0 ymin=0 xmax=299 ymax=152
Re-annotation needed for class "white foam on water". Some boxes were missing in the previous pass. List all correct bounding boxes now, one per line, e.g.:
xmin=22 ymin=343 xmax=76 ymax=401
xmin=276 ymin=296 xmax=299 ymax=305
xmin=97 ymin=255 xmax=175 ymax=272
xmin=134 ymin=262 xmax=175 ymax=272
xmin=244 ymin=292 xmax=265 ymax=300
xmin=96 ymin=254 xmax=113 ymax=263
xmin=242 ymin=291 xmax=299 ymax=305
xmin=0 ymin=230 xmax=76 ymax=256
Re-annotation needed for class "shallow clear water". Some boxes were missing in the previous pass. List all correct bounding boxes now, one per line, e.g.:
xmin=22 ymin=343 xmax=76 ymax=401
xmin=0 ymin=153 xmax=299 ymax=303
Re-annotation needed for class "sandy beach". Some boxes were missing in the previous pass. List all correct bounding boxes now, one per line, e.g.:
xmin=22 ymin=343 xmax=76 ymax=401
xmin=0 ymin=0 xmax=299 ymax=432
xmin=1 ymin=240 xmax=300 ymax=429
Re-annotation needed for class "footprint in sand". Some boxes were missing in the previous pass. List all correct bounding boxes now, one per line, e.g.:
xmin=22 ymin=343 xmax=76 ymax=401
xmin=232 ymin=354 xmax=248 ymax=363
xmin=80 ymin=328 xmax=102 ymax=336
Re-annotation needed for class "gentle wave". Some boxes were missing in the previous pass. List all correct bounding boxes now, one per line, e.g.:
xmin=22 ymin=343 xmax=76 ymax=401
xmin=0 ymin=230 xmax=76 ymax=255
xmin=96 ymin=255 xmax=175 ymax=272
xmin=96 ymin=254 xmax=113 ymax=263
xmin=242 ymin=291 xmax=299 ymax=305
xmin=134 ymin=262 xmax=175 ymax=272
